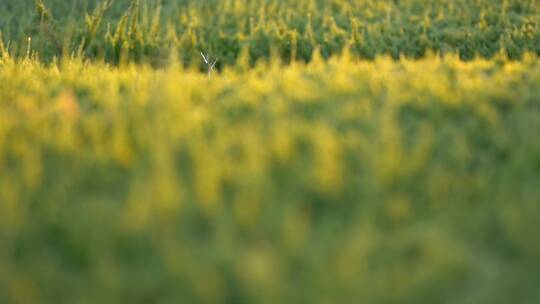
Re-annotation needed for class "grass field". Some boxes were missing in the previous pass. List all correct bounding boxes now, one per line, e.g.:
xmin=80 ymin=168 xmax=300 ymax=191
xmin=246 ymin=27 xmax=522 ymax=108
xmin=1 ymin=1 xmax=540 ymax=303
xmin=1 ymin=0 xmax=539 ymax=65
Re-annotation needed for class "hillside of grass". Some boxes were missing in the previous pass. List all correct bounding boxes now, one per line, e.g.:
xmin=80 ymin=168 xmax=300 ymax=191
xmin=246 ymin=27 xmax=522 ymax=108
xmin=0 ymin=0 xmax=539 ymax=66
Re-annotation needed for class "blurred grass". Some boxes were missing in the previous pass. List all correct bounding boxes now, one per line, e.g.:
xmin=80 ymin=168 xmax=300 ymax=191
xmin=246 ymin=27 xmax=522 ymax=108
xmin=2 ymin=0 xmax=540 ymax=303
xmin=0 ymin=52 xmax=540 ymax=303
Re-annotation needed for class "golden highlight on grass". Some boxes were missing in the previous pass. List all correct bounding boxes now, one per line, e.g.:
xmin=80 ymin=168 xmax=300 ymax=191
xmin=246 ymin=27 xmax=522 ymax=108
xmin=0 ymin=53 xmax=539 ymax=303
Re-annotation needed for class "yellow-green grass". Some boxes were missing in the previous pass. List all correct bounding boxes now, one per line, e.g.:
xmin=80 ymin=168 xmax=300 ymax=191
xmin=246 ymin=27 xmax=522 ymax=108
xmin=1 ymin=52 xmax=540 ymax=303
xmin=1 ymin=0 xmax=539 ymax=65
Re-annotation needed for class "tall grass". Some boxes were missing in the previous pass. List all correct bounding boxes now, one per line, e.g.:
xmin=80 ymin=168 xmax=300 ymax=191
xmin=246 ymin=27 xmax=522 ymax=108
xmin=0 ymin=0 xmax=539 ymax=66
xmin=1 ymin=1 xmax=540 ymax=303
xmin=1 ymin=53 xmax=540 ymax=303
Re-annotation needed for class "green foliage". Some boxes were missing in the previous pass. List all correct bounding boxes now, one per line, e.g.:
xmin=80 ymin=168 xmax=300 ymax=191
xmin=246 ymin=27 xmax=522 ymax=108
xmin=35 ymin=0 xmax=53 ymax=22
xmin=81 ymin=0 xmax=112 ymax=53
xmin=1 ymin=1 xmax=539 ymax=303
xmin=0 ymin=54 xmax=539 ymax=303
xmin=0 ymin=0 xmax=539 ymax=65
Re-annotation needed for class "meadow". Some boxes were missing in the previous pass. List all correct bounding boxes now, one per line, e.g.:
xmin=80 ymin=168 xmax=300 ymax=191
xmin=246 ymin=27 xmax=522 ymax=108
xmin=1 ymin=0 xmax=539 ymax=65
xmin=0 ymin=0 xmax=540 ymax=303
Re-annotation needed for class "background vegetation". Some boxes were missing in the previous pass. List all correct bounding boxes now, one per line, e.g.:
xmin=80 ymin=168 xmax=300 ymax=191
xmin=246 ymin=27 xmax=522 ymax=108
xmin=1 ymin=0 xmax=539 ymax=303
xmin=0 ymin=0 xmax=539 ymax=66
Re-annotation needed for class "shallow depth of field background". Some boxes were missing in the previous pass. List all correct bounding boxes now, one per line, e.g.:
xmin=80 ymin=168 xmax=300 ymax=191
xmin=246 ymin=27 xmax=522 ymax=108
xmin=0 ymin=1 xmax=539 ymax=303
